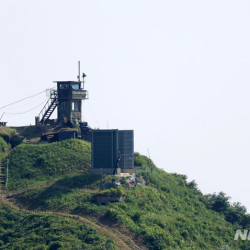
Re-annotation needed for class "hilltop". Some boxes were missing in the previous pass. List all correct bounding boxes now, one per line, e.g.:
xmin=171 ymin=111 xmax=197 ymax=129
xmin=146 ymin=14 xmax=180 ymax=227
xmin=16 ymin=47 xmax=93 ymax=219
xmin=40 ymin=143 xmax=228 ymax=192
xmin=0 ymin=129 xmax=249 ymax=249
xmin=3 ymin=139 xmax=91 ymax=190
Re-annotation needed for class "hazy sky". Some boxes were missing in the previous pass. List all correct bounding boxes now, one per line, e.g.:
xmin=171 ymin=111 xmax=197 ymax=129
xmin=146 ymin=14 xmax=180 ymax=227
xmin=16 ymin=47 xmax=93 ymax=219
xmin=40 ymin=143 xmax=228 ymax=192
xmin=1 ymin=1 xmax=250 ymax=211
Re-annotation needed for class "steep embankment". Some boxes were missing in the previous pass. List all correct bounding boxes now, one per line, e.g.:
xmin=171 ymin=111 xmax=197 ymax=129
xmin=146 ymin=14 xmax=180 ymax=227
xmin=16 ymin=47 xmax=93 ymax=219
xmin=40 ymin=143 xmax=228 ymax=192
xmin=3 ymin=139 xmax=91 ymax=190
xmin=1 ymin=138 xmax=249 ymax=249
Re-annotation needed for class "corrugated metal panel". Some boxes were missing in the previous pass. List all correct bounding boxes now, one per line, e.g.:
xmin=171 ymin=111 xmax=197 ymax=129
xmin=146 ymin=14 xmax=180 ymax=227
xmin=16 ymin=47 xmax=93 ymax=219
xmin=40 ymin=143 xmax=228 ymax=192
xmin=118 ymin=130 xmax=134 ymax=169
xmin=91 ymin=129 xmax=134 ymax=171
xmin=92 ymin=130 xmax=118 ymax=169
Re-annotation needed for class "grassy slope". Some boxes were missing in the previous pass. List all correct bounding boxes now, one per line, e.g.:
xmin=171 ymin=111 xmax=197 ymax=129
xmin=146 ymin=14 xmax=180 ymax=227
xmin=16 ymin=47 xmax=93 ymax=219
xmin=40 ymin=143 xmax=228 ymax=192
xmin=8 ymin=153 xmax=249 ymax=249
xmin=1 ymin=138 xmax=249 ymax=249
xmin=4 ymin=139 xmax=91 ymax=190
xmin=0 ymin=205 xmax=116 ymax=250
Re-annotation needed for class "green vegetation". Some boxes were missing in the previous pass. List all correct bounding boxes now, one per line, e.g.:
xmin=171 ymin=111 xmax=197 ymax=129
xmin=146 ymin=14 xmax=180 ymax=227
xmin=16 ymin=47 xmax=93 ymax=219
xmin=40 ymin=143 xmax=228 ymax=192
xmin=0 ymin=205 xmax=116 ymax=249
xmin=0 ymin=125 xmax=43 ymax=148
xmin=204 ymin=192 xmax=250 ymax=229
xmin=0 ymin=137 xmax=9 ymax=161
xmin=97 ymin=187 xmax=125 ymax=197
xmin=16 ymin=125 xmax=43 ymax=140
xmin=4 ymin=139 xmax=91 ymax=190
xmin=9 ymin=152 xmax=249 ymax=249
xmin=0 ymin=127 xmax=16 ymax=151
xmin=0 ymin=127 xmax=16 ymax=138
xmin=1 ymin=136 xmax=250 ymax=249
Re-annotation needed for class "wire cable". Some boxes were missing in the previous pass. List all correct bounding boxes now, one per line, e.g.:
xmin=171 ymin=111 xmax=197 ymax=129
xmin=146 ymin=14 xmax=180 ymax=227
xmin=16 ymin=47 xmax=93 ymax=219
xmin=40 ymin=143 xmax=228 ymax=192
xmin=0 ymin=90 xmax=46 ymax=110
xmin=3 ymin=97 xmax=46 ymax=111
xmin=4 ymin=99 xmax=48 ymax=115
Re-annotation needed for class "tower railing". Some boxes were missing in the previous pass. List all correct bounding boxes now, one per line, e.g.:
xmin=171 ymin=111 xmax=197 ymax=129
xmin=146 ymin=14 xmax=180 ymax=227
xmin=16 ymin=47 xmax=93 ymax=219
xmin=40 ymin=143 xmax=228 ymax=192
xmin=71 ymin=89 xmax=89 ymax=100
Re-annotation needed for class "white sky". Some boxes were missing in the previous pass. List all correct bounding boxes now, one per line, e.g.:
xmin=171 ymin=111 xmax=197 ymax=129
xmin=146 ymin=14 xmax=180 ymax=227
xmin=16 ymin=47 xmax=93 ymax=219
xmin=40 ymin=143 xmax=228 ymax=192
xmin=1 ymin=0 xmax=250 ymax=211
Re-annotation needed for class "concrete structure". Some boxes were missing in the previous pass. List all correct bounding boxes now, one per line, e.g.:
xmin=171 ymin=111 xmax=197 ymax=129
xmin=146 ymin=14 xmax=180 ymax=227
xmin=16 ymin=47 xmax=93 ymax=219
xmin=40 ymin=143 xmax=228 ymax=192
xmin=95 ymin=195 xmax=125 ymax=205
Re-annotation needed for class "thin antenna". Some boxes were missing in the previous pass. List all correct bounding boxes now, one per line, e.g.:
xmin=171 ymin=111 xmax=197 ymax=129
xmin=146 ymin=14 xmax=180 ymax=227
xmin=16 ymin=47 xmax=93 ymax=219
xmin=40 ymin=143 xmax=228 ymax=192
xmin=147 ymin=148 xmax=153 ymax=173
xmin=77 ymin=61 xmax=81 ymax=82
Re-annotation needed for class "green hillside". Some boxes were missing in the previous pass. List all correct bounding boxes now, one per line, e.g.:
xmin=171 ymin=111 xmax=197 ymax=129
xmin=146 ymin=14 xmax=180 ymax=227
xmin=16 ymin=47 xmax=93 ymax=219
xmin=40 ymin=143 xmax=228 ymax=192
xmin=0 ymin=205 xmax=116 ymax=249
xmin=3 ymin=139 xmax=91 ymax=190
xmin=11 ymin=156 xmax=249 ymax=249
xmin=0 ymin=137 xmax=249 ymax=249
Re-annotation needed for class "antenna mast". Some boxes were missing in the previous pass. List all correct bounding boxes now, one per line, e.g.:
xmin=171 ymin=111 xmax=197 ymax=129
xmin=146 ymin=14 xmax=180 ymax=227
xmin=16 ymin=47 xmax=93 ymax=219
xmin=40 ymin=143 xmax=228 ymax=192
xmin=77 ymin=61 xmax=81 ymax=82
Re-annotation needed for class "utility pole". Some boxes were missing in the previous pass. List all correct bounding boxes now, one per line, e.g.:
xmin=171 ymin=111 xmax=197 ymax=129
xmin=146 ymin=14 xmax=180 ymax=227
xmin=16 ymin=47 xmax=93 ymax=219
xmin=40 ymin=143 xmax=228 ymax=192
xmin=5 ymin=159 xmax=9 ymax=188
xmin=77 ymin=61 xmax=81 ymax=82
xmin=135 ymin=166 xmax=138 ymax=186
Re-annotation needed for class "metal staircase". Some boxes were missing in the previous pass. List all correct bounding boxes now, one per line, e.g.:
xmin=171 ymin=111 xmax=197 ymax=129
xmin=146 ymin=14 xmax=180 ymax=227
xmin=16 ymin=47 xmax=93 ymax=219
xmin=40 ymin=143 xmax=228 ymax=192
xmin=38 ymin=89 xmax=58 ymax=125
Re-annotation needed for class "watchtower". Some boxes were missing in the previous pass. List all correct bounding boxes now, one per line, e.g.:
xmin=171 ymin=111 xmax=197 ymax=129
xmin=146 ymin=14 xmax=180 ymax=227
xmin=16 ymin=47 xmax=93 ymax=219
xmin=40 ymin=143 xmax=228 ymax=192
xmin=56 ymin=78 xmax=88 ymax=126
xmin=37 ymin=62 xmax=89 ymax=126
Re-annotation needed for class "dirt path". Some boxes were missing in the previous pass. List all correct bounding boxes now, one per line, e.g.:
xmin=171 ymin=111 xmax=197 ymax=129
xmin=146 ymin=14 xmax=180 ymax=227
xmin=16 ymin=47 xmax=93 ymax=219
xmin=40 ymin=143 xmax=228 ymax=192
xmin=0 ymin=198 xmax=135 ymax=250
xmin=4 ymin=182 xmax=65 ymax=197
xmin=1 ymin=169 xmax=145 ymax=249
